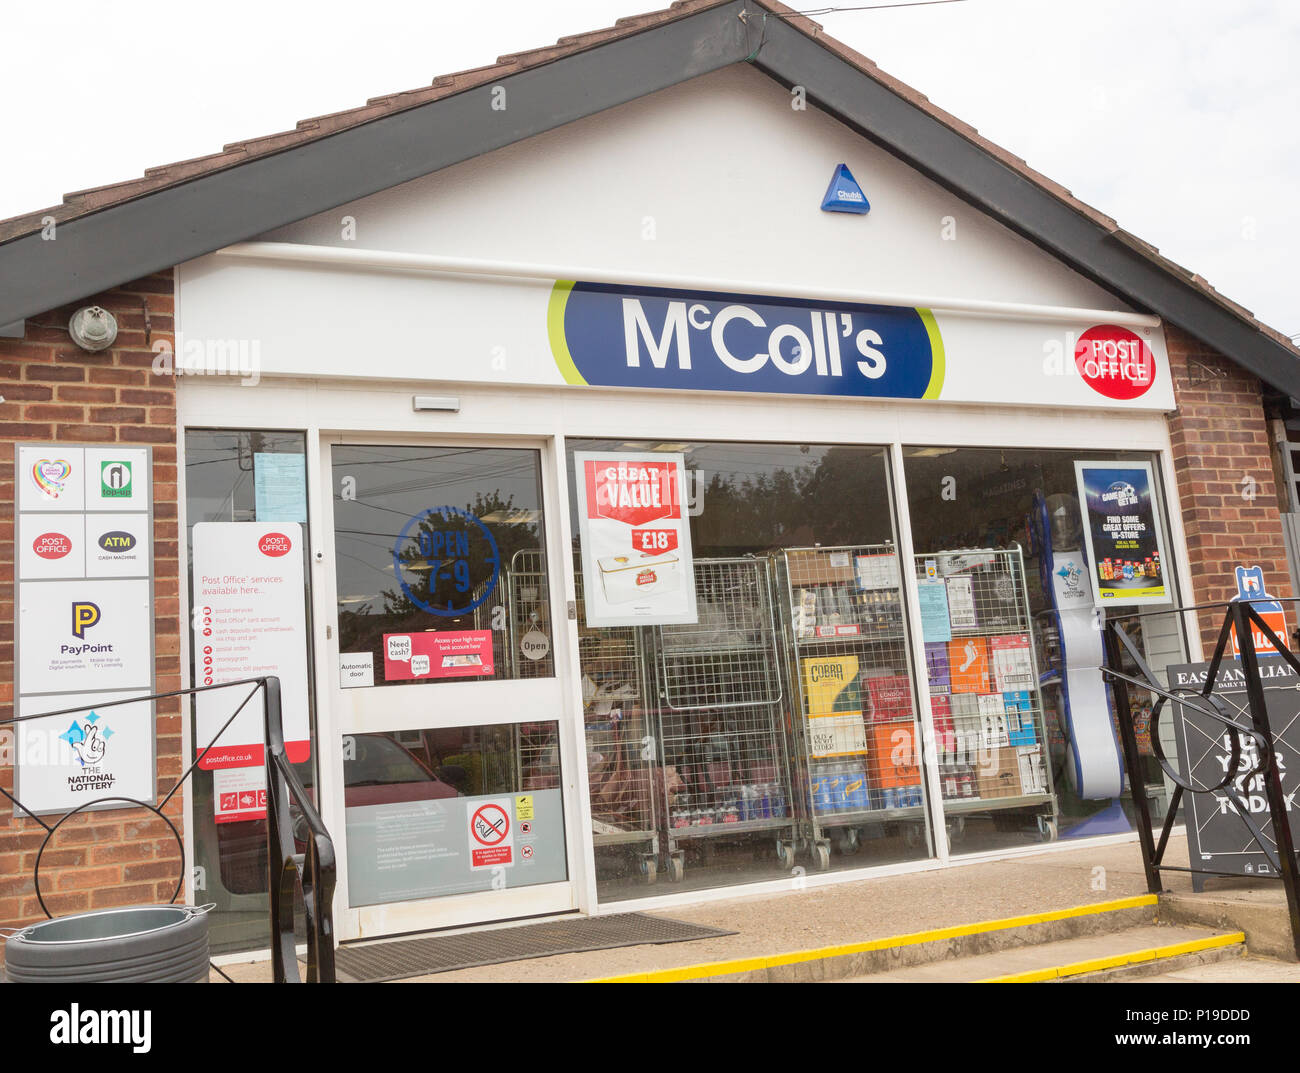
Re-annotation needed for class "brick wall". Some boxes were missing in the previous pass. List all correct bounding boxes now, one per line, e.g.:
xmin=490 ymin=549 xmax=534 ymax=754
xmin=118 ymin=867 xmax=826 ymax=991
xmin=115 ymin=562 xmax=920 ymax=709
xmin=1164 ymin=323 xmax=1293 ymax=654
xmin=0 ymin=270 xmax=181 ymax=948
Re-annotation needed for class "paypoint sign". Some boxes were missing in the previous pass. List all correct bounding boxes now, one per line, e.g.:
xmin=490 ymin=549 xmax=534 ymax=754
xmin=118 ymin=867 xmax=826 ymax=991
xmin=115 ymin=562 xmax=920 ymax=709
xmin=549 ymin=281 xmax=944 ymax=400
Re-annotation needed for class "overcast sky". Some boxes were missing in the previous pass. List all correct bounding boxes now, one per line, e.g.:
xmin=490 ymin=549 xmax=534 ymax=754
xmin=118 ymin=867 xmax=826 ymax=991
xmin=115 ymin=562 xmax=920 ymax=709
xmin=4 ymin=0 xmax=1296 ymax=336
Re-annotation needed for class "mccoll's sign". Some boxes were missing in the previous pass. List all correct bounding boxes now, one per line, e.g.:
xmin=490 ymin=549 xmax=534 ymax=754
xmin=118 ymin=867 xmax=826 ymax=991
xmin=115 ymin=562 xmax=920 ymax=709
xmin=544 ymin=280 xmax=1171 ymax=409
xmin=549 ymin=281 xmax=944 ymax=400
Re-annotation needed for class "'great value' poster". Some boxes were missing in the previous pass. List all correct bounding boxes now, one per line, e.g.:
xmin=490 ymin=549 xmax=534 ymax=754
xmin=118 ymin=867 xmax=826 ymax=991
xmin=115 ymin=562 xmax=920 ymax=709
xmin=573 ymin=452 xmax=697 ymax=627
xmin=1075 ymin=460 xmax=1171 ymax=606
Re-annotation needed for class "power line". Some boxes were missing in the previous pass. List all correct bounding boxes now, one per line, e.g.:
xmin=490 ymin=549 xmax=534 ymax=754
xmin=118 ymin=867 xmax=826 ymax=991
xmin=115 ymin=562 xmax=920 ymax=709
xmin=743 ymin=1 xmax=969 ymax=61
xmin=763 ymin=0 xmax=969 ymax=14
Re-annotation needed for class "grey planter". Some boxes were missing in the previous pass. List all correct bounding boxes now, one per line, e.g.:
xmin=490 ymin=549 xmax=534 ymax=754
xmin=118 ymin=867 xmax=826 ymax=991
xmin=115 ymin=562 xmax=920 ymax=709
xmin=3 ymin=904 xmax=212 ymax=983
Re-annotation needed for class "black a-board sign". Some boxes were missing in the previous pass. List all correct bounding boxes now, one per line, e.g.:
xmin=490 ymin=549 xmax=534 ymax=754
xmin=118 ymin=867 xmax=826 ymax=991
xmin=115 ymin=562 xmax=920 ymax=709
xmin=1167 ymin=658 xmax=1300 ymax=890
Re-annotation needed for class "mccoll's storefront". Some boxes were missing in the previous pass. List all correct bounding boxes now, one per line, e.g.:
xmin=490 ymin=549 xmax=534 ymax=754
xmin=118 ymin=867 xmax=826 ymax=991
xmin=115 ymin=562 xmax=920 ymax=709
xmin=5 ymin=17 xmax=1298 ymax=957
xmin=169 ymin=67 xmax=1219 ymax=952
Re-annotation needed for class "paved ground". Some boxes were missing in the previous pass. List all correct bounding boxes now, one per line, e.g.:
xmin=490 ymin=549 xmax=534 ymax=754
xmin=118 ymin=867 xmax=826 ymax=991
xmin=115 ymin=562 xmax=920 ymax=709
xmin=1131 ymin=956 xmax=1300 ymax=982
xmin=215 ymin=833 xmax=1215 ymax=983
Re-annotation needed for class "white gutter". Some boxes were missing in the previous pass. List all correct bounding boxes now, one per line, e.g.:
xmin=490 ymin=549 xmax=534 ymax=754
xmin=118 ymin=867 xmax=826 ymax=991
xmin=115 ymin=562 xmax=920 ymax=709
xmin=214 ymin=241 xmax=1162 ymax=328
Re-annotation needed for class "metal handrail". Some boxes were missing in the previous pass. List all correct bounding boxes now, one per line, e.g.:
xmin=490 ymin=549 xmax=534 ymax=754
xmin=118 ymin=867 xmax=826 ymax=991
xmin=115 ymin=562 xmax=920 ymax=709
xmin=0 ymin=675 xmax=335 ymax=983
xmin=1100 ymin=599 xmax=1300 ymax=958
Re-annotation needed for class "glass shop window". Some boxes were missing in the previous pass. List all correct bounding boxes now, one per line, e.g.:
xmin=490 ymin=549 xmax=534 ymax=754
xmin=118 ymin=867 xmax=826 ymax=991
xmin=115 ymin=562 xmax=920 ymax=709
xmin=902 ymin=446 xmax=1188 ymax=854
xmin=566 ymin=440 xmax=933 ymax=903
xmin=184 ymin=429 xmax=316 ymax=956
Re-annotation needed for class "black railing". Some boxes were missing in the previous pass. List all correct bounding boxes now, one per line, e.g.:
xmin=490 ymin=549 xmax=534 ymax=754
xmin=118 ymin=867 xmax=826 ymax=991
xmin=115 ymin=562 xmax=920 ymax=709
xmin=0 ymin=675 xmax=335 ymax=982
xmin=1100 ymin=598 xmax=1300 ymax=959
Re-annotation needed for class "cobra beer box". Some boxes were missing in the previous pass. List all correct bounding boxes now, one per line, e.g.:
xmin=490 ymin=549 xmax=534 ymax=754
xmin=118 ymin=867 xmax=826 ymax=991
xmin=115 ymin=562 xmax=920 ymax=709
xmin=597 ymin=550 xmax=682 ymax=604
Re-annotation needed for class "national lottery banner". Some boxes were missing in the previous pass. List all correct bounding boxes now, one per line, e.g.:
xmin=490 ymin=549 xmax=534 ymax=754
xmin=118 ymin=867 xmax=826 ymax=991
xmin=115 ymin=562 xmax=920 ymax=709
xmin=573 ymin=452 xmax=697 ymax=628
xmin=1074 ymin=460 xmax=1171 ymax=606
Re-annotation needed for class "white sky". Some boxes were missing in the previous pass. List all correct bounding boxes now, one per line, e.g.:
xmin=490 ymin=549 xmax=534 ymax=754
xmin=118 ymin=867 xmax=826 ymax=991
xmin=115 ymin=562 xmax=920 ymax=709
xmin=3 ymin=0 xmax=1296 ymax=336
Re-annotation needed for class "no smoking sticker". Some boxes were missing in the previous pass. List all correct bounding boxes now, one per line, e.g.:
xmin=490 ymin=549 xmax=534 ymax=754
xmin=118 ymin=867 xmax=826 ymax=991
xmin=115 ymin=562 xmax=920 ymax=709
xmin=468 ymin=798 xmax=515 ymax=870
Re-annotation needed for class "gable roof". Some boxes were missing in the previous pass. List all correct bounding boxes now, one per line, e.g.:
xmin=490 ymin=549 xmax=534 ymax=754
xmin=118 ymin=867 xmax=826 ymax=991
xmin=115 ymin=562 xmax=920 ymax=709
xmin=2 ymin=0 xmax=1297 ymax=397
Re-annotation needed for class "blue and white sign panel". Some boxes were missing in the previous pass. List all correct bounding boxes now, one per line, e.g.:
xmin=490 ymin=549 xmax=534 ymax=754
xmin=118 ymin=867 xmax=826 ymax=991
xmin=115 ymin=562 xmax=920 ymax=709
xmin=550 ymin=282 xmax=944 ymax=401
xmin=180 ymin=258 xmax=1177 ymax=410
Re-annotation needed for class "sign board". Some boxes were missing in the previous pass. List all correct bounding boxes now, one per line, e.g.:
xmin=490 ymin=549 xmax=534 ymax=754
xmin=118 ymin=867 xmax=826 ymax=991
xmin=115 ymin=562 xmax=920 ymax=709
xmin=344 ymin=788 xmax=567 ymax=906
xmin=192 ymin=522 xmax=310 ymax=769
xmin=183 ymin=262 xmax=1177 ymax=411
xmin=573 ymin=451 xmax=697 ymax=627
xmin=213 ymin=765 xmax=268 ymax=824
xmin=1167 ymin=658 xmax=1300 ymax=880
xmin=382 ymin=629 xmax=494 ymax=682
xmin=339 ymin=652 xmax=374 ymax=689
xmin=468 ymin=799 xmax=514 ymax=869
xmin=13 ymin=443 xmax=155 ymax=815
xmin=1075 ymin=460 xmax=1171 ymax=606
xmin=1229 ymin=565 xmax=1288 ymax=660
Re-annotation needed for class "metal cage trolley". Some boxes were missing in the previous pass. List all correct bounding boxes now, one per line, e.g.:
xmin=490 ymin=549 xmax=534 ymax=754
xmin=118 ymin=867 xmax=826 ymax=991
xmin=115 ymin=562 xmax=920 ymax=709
xmin=914 ymin=547 xmax=1058 ymax=843
xmin=780 ymin=544 xmax=927 ymax=870
xmin=652 ymin=557 xmax=797 ymax=880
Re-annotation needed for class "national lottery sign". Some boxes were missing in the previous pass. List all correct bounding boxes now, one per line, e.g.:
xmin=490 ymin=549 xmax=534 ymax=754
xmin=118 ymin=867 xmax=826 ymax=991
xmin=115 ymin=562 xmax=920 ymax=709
xmin=549 ymin=281 xmax=944 ymax=400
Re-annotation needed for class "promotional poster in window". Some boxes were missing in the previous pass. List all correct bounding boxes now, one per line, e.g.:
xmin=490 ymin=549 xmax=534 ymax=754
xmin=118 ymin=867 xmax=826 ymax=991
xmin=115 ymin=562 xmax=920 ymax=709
xmin=1074 ymin=460 xmax=1170 ymax=605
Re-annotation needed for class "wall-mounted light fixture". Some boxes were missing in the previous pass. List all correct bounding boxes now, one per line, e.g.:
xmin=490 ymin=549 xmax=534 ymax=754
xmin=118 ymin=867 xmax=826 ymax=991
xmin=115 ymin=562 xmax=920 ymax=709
xmin=68 ymin=306 xmax=118 ymax=351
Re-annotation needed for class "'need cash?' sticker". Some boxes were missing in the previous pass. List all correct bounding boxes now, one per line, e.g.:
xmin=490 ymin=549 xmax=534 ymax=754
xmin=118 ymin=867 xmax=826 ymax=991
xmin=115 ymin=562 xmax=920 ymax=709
xmin=573 ymin=452 xmax=697 ymax=629
xmin=549 ymin=281 xmax=944 ymax=400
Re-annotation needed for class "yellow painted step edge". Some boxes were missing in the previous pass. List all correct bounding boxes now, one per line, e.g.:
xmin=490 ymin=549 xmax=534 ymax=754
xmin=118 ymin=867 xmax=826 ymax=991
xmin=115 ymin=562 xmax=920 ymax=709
xmin=585 ymin=893 xmax=1157 ymax=983
xmin=977 ymin=931 xmax=1245 ymax=983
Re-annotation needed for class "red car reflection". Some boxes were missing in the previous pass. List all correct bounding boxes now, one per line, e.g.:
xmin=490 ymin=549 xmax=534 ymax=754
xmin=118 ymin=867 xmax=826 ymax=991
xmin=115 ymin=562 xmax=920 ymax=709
xmin=216 ymin=732 xmax=461 ymax=895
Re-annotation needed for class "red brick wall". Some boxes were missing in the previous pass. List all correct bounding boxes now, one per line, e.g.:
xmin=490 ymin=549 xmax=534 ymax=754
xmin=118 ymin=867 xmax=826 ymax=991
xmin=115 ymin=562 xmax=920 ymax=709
xmin=1164 ymin=323 xmax=1293 ymax=654
xmin=0 ymin=271 xmax=181 ymax=949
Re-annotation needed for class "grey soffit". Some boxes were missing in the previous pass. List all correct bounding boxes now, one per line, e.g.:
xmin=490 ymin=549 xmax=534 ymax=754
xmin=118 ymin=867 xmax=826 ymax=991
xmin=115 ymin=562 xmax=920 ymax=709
xmin=0 ymin=0 xmax=1296 ymax=399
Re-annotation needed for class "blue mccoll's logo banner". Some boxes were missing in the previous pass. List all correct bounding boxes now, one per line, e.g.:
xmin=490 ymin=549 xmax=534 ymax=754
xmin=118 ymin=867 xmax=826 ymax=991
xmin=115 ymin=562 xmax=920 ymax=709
xmin=548 ymin=281 xmax=944 ymax=400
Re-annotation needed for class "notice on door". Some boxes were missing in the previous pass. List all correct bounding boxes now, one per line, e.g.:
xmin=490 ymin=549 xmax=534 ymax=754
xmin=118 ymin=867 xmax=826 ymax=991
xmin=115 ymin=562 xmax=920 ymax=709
xmin=192 ymin=522 xmax=310 ymax=768
xmin=383 ymin=629 xmax=494 ymax=682
xmin=573 ymin=451 xmax=697 ymax=628
xmin=468 ymin=799 xmax=515 ymax=869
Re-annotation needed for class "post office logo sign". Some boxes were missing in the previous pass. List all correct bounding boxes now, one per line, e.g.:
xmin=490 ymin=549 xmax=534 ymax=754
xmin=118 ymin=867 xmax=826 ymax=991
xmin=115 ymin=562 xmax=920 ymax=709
xmin=258 ymin=531 xmax=293 ymax=557
xmin=34 ymin=532 xmax=73 ymax=560
xmin=1074 ymin=325 xmax=1155 ymax=401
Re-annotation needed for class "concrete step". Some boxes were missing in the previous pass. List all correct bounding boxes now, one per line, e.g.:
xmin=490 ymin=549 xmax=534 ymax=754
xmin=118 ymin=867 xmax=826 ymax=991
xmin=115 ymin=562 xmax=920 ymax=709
xmin=843 ymin=924 xmax=1244 ymax=982
xmin=1160 ymin=889 xmax=1299 ymax=961
xmin=1126 ymin=954 xmax=1300 ymax=982
xmin=594 ymin=894 xmax=1162 ymax=983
